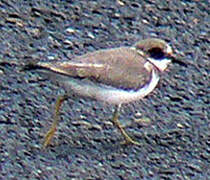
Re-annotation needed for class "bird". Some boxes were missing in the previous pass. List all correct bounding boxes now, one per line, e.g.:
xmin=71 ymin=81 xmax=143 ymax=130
xmin=24 ymin=38 xmax=175 ymax=147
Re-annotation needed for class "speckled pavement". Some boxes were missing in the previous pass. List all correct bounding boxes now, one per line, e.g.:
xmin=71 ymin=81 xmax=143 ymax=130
xmin=0 ymin=1 xmax=209 ymax=179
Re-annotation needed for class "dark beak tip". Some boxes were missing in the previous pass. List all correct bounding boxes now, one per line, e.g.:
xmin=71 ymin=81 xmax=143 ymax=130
xmin=21 ymin=62 xmax=41 ymax=71
xmin=170 ymin=55 xmax=177 ymax=61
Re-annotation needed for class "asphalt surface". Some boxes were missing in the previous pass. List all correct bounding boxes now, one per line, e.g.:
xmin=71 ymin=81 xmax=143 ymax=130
xmin=0 ymin=0 xmax=209 ymax=179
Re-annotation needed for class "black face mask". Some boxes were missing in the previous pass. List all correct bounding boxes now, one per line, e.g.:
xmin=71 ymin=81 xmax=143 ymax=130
xmin=148 ymin=48 xmax=165 ymax=60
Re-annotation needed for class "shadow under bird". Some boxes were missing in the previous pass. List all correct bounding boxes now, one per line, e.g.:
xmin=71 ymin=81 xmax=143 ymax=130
xmin=24 ymin=38 xmax=175 ymax=147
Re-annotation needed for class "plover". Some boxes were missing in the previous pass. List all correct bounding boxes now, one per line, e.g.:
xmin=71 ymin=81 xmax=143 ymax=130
xmin=24 ymin=38 xmax=174 ymax=147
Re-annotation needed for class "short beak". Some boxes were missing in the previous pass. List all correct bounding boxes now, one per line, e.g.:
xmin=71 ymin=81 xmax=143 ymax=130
xmin=168 ymin=54 xmax=176 ymax=62
xmin=168 ymin=51 xmax=188 ymax=67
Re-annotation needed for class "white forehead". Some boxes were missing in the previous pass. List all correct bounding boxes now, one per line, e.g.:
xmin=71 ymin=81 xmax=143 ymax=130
xmin=166 ymin=44 xmax=172 ymax=55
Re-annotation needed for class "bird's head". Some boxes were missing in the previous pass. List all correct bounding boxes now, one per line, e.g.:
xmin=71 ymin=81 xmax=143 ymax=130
xmin=133 ymin=38 xmax=174 ymax=72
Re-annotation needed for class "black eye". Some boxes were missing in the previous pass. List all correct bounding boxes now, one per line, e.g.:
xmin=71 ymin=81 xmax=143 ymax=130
xmin=148 ymin=48 xmax=165 ymax=60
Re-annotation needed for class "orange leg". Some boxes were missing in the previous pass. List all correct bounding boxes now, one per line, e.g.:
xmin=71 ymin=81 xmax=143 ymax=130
xmin=112 ymin=105 xmax=141 ymax=145
xmin=43 ymin=95 xmax=68 ymax=148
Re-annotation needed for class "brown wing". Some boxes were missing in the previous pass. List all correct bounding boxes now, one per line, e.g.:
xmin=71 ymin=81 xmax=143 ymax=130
xmin=37 ymin=47 xmax=151 ymax=90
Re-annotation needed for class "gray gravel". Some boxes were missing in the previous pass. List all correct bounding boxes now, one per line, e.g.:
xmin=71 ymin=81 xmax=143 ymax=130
xmin=0 ymin=0 xmax=209 ymax=179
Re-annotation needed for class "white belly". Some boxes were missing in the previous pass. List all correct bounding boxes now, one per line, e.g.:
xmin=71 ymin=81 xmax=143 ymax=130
xmin=63 ymin=70 xmax=160 ymax=105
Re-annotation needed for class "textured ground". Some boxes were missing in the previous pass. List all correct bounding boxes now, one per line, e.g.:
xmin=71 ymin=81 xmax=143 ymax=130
xmin=0 ymin=0 xmax=209 ymax=179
